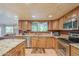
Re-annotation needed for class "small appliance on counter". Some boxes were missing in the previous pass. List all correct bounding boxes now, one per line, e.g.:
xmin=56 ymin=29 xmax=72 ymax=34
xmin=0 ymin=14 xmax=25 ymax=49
xmin=52 ymin=32 xmax=60 ymax=36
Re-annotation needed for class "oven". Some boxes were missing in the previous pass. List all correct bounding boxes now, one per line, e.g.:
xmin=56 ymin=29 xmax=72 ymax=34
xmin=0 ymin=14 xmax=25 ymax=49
xmin=56 ymin=38 xmax=71 ymax=56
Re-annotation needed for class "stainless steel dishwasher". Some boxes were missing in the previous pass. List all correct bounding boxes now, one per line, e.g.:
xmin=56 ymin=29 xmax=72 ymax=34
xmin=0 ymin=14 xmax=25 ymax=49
xmin=23 ymin=36 xmax=31 ymax=48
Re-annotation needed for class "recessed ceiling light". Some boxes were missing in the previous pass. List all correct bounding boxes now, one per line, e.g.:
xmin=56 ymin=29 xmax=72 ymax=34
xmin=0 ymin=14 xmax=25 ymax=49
xmin=32 ymin=15 xmax=36 ymax=18
xmin=48 ymin=15 xmax=52 ymax=18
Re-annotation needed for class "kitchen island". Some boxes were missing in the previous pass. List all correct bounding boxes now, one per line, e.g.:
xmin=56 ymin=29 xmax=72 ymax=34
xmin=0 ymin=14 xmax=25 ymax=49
xmin=15 ymin=34 xmax=60 ymax=48
xmin=0 ymin=39 xmax=25 ymax=56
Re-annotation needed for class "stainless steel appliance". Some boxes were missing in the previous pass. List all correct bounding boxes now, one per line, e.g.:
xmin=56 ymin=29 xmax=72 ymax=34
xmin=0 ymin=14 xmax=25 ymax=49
xmin=69 ymin=32 xmax=79 ymax=43
xmin=23 ymin=36 xmax=32 ymax=48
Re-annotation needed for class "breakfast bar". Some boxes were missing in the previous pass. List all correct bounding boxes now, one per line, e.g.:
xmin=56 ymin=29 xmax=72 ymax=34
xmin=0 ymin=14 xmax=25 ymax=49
xmin=0 ymin=39 xmax=25 ymax=56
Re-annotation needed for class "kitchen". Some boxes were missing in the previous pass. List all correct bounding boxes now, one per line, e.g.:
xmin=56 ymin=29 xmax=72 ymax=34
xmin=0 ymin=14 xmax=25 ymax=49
xmin=0 ymin=3 xmax=79 ymax=56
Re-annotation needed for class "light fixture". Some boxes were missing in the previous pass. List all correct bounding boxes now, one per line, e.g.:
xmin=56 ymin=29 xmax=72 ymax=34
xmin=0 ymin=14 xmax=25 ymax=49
xmin=32 ymin=15 xmax=36 ymax=18
xmin=48 ymin=15 xmax=52 ymax=18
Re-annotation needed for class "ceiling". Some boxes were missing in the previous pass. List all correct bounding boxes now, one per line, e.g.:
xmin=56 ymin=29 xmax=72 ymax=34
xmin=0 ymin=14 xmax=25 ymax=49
xmin=0 ymin=3 xmax=79 ymax=20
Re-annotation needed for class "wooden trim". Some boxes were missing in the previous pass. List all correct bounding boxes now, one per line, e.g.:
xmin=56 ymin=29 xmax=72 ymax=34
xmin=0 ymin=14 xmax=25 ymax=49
xmin=29 ymin=31 xmax=49 ymax=33
xmin=19 ymin=20 xmax=54 ymax=21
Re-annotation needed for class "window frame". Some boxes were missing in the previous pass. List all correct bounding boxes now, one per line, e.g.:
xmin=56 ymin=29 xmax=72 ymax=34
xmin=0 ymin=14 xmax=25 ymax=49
xmin=31 ymin=22 xmax=48 ymax=32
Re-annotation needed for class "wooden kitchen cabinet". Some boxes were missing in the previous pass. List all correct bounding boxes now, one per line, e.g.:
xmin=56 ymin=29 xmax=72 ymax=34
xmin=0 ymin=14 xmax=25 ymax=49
xmin=52 ymin=20 xmax=59 ymax=30
xmin=54 ymin=38 xmax=57 ymax=51
xmin=38 ymin=37 xmax=47 ymax=48
xmin=27 ymin=21 xmax=31 ymax=30
xmin=3 ymin=42 xmax=25 ymax=56
xmin=22 ymin=21 xmax=27 ymax=31
xmin=18 ymin=20 xmax=31 ymax=31
xmin=19 ymin=20 xmax=27 ymax=31
xmin=58 ymin=7 xmax=79 ymax=30
xmin=48 ymin=21 xmax=53 ymax=30
xmin=31 ymin=37 xmax=46 ymax=48
xmin=31 ymin=37 xmax=54 ymax=48
xmin=31 ymin=37 xmax=39 ymax=48
xmin=46 ymin=37 xmax=54 ymax=48
xmin=70 ymin=45 xmax=79 ymax=56
xmin=52 ymin=37 xmax=56 ymax=49
xmin=58 ymin=18 xmax=64 ymax=30
xmin=18 ymin=20 xmax=22 ymax=30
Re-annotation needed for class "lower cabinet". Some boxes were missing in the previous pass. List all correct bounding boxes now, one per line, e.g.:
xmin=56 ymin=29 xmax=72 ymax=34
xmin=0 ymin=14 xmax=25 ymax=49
xmin=3 ymin=42 xmax=25 ymax=56
xmin=46 ymin=37 xmax=54 ymax=48
xmin=31 ymin=37 xmax=54 ymax=48
xmin=71 ymin=45 xmax=79 ymax=56
xmin=38 ymin=37 xmax=47 ymax=48
xmin=31 ymin=37 xmax=39 ymax=48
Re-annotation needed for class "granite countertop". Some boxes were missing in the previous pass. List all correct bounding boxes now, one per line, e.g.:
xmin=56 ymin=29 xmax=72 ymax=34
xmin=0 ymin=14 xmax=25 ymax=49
xmin=70 ymin=44 xmax=79 ymax=49
xmin=0 ymin=39 xmax=25 ymax=56
xmin=16 ymin=34 xmax=53 ymax=37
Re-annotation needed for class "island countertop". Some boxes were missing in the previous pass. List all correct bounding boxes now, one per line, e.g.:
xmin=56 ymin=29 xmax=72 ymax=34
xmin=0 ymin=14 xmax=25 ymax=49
xmin=0 ymin=39 xmax=25 ymax=56
xmin=15 ymin=34 xmax=61 ymax=38
xmin=70 ymin=44 xmax=79 ymax=49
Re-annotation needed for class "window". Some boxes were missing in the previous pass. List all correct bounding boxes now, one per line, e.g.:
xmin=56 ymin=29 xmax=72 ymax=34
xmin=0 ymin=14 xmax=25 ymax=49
xmin=32 ymin=22 xmax=48 ymax=32
xmin=5 ymin=26 xmax=13 ymax=34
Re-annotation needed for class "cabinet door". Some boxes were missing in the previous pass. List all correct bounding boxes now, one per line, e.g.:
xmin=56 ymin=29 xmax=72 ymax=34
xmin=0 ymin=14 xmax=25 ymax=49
xmin=59 ymin=18 xmax=64 ymax=30
xmin=31 ymin=37 xmax=38 ymax=48
xmin=52 ymin=20 xmax=59 ymax=30
xmin=18 ymin=20 xmax=22 ymax=30
xmin=27 ymin=21 xmax=31 ymax=30
xmin=22 ymin=22 xmax=25 ymax=31
xmin=46 ymin=38 xmax=53 ymax=48
xmin=38 ymin=37 xmax=46 ymax=48
xmin=48 ymin=21 xmax=52 ymax=30
xmin=71 ymin=46 xmax=79 ymax=56
xmin=52 ymin=38 xmax=56 ymax=49
xmin=18 ymin=20 xmax=27 ymax=31
xmin=54 ymin=38 xmax=58 ymax=52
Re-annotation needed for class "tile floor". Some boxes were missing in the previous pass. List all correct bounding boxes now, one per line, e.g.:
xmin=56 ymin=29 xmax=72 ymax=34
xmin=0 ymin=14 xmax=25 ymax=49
xmin=25 ymin=48 xmax=57 ymax=56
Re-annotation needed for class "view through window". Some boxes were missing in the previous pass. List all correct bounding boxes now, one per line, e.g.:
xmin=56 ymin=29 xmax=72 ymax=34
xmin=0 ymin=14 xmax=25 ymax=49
xmin=5 ymin=26 xmax=13 ymax=34
xmin=32 ymin=22 xmax=48 ymax=32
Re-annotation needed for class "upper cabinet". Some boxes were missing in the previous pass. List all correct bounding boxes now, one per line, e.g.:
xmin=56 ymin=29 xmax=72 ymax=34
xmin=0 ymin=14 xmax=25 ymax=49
xmin=52 ymin=20 xmax=59 ymax=30
xmin=58 ymin=6 xmax=79 ymax=30
xmin=63 ymin=16 xmax=79 ymax=30
xmin=58 ymin=17 xmax=65 ymax=30
xmin=19 ymin=20 xmax=27 ymax=31
xmin=27 ymin=21 xmax=31 ymax=31
xmin=18 ymin=20 xmax=31 ymax=31
xmin=48 ymin=21 xmax=53 ymax=30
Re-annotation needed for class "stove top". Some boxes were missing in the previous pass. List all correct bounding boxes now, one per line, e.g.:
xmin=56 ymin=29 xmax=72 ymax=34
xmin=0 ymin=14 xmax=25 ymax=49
xmin=58 ymin=38 xmax=75 ymax=44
